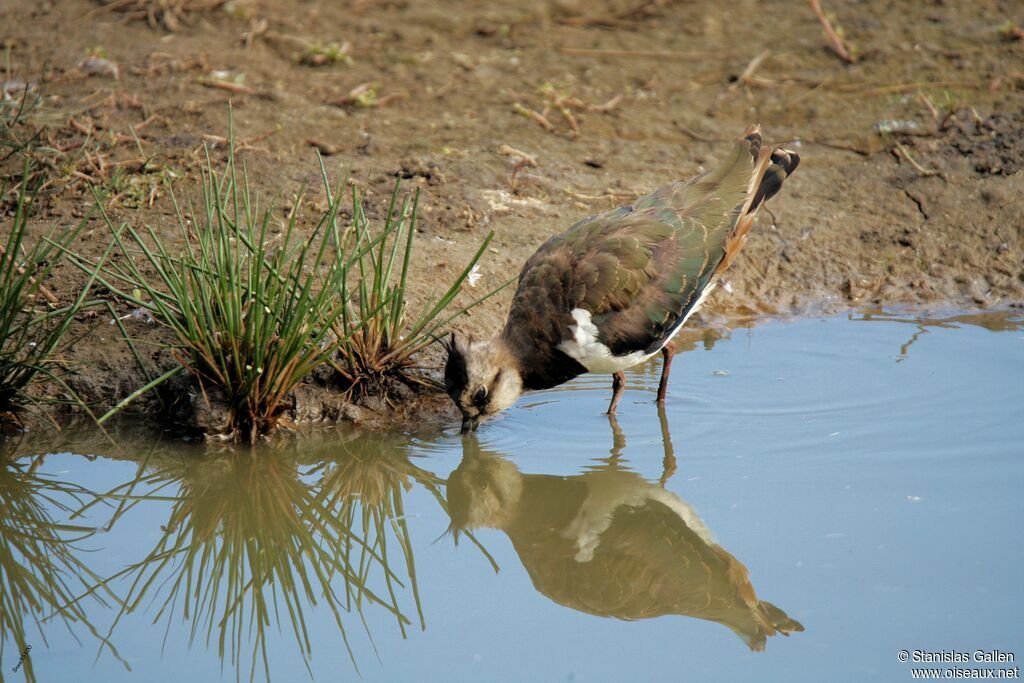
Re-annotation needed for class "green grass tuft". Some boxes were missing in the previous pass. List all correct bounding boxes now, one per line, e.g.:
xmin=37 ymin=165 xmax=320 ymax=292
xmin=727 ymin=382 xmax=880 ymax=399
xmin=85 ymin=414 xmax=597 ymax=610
xmin=0 ymin=165 xmax=99 ymax=422
xmin=63 ymin=129 xmax=495 ymax=441
xmin=70 ymin=141 xmax=356 ymax=443
xmin=335 ymin=181 xmax=496 ymax=395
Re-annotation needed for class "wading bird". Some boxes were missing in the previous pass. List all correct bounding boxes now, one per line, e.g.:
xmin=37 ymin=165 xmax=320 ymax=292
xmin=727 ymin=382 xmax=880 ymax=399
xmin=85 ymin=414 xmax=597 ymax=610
xmin=446 ymin=125 xmax=798 ymax=432
xmin=445 ymin=432 xmax=805 ymax=650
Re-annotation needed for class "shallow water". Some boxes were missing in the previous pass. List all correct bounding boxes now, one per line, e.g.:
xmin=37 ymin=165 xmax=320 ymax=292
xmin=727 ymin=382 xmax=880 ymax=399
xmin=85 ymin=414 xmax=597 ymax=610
xmin=1 ymin=311 xmax=1022 ymax=682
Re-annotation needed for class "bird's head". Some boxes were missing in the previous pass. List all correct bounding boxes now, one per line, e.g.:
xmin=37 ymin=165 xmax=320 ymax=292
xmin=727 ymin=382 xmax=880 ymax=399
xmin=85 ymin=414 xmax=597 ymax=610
xmin=445 ymin=440 xmax=524 ymax=533
xmin=444 ymin=333 xmax=522 ymax=433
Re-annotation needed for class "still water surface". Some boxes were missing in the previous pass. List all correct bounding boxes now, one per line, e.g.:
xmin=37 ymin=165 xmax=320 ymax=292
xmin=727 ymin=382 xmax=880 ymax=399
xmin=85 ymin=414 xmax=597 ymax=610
xmin=1 ymin=311 xmax=1021 ymax=682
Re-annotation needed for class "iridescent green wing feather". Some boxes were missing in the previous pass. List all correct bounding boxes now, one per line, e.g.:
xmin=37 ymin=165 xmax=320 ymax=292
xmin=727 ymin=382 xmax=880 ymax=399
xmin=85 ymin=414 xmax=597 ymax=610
xmin=558 ymin=136 xmax=760 ymax=355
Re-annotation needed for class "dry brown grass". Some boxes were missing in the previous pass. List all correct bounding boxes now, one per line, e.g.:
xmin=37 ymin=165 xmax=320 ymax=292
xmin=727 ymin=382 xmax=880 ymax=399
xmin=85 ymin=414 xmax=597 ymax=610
xmin=92 ymin=0 xmax=227 ymax=31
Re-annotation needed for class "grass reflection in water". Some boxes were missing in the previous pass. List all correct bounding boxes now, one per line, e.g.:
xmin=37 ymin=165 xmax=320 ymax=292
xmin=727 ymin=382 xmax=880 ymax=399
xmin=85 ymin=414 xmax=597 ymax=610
xmin=86 ymin=432 xmax=481 ymax=682
xmin=0 ymin=453 xmax=125 ymax=683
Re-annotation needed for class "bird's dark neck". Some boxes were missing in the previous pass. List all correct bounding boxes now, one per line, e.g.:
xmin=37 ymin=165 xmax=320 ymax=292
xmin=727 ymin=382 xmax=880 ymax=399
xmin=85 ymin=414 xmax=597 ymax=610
xmin=500 ymin=247 xmax=588 ymax=391
xmin=501 ymin=325 xmax=587 ymax=391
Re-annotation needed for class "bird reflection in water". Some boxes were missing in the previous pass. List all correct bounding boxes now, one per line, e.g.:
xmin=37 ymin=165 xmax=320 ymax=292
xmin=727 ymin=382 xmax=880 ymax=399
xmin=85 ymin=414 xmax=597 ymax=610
xmin=445 ymin=408 xmax=804 ymax=651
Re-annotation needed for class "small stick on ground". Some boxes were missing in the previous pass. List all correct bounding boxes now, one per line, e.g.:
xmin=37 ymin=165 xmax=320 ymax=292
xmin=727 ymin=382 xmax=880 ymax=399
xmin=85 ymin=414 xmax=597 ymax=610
xmin=133 ymin=113 xmax=162 ymax=132
xmin=197 ymin=78 xmax=257 ymax=95
xmin=200 ymin=129 xmax=276 ymax=153
xmin=799 ymin=138 xmax=871 ymax=156
xmin=585 ymin=93 xmax=623 ymax=112
xmin=497 ymin=144 xmax=538 ymax=167
xmin=68 ymin=116 xmax=94 ymax=135
xmin=512 ymin=102 xmax=555 ymax=132
xmin=375 ymin=92 xmax=408 ymax=107
xmin=308 ymin=139 xmax=342 ymax=155
xmin=0 ymin=243 xmax=60 ymax=306
xmin=559 ymin=0 xmax=661 ymax=28
xmin=731 ymin=49 xmax=771 ymax=89
xmin=498 ymin=144 xmax=538 ymax=192
xmin=893 ymin=141 xmax=945 ymax=179
xmin=542 ymin=89 xmax=580 ymax=136
xmin=809 ymin=0 xmax=856 ymax=63
xmin=916 ymin=93 xmax=954 ymax=132
xmin=558 ymin=47 xmax=725 ymax=60
xmin=242 ymin=18 xmax=269 ymax=49
xmin=671 ymin=120 xmax=725 ymax=143
xmin=918 ymin=92 xmax=940 ymax=123
xmin=834 ymin=80 xmax=983 ymax=95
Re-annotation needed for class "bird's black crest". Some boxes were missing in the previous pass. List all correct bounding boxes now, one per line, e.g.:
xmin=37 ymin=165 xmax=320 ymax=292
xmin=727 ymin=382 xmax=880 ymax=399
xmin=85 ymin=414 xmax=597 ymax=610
xmin=444 ymin=333 xmax=468 ymax=396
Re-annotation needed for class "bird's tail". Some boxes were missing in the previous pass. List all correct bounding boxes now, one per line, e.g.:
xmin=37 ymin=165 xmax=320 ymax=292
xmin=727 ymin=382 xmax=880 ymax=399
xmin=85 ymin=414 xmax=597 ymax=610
xmin=711 ymin=543 xmax=806 ymax=651
xmin=739 ymin=124 xmax=800 ymax=211
xmin=716 ymin=125 xmax=800 ymax=273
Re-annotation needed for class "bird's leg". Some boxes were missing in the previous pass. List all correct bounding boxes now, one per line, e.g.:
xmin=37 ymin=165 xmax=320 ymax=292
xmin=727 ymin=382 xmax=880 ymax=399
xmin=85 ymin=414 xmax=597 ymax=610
xmin=608 ymin=371 xmax=626 ymax=415
xmin=656 ymin=401 xmax=677 ymax=488
xmin=657 ymin=341 xmax=677 ymax=404
xmin=607 ymin=411 xmax=626 ymax=464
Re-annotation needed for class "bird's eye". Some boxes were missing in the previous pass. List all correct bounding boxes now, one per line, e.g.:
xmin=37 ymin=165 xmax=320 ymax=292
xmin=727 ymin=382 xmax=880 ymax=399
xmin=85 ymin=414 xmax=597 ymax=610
xmin=472 ymin=387 xmax=488 ymax=406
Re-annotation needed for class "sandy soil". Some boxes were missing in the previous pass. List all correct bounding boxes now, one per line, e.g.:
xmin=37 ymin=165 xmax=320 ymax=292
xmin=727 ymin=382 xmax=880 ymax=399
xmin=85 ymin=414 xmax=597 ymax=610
xmin=2 ymin=0 xmax=1022 ymax=430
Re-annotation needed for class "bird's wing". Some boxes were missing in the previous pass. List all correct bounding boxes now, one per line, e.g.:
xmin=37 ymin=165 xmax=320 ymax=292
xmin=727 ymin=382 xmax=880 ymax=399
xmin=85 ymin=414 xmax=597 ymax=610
xmin=503 ymin=126 xmax=797 ymax=378
xmin=559 ymin=132 xmax=769 ymax=355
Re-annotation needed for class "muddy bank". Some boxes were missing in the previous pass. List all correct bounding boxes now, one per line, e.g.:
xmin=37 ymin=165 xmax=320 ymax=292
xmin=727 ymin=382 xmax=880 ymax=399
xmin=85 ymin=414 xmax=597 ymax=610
xmin=2 ymin=0 xmax=1022 ymax=434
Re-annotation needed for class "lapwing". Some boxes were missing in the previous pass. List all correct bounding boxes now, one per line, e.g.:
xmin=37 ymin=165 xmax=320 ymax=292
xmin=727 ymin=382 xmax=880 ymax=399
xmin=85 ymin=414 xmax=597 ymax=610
xmin=446 ymin=440 xmax=805 ymax=650
xmin=445 ymin=125 xmax=798 ymax=431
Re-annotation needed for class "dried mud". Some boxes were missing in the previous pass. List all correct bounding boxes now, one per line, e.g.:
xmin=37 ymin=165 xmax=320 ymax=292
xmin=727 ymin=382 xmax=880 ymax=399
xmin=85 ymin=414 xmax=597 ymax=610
xmin=1 ymin=0 xmax=1022 ymax=434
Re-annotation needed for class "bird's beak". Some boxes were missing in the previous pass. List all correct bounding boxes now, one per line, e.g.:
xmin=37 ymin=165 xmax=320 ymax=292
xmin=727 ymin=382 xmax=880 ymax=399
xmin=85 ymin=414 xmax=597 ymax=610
xmin=460 ymin=414 xmax=480 ymax=433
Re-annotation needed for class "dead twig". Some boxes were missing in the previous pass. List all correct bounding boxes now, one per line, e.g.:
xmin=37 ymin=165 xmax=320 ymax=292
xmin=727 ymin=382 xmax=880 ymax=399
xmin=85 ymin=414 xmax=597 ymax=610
xmin=512 ymin=102 xmax=555 ymax=132
xmin=107 ymin=157 xmax=148 ymax=171
xmin=918 ymin=92 xmax=940 ymax=123
xmin=558 ymin=0 xmax=666 ymax=28
xmin=200 ymin=129 xmax=276 ymax=153
xmin=731 ymin=49 xmax=771 ymax=89
xmin=511 ymin=85 xmax=623 ymax=138
xmin=828 ymin=80 xmax=984 ymax=95
xmin=375 ymin=92 xmax=407 ymax=107
xmin=590 ymin=93 xmax=624 ymax=112
xmin=892 ymin=141 xmax=945 ymax=179
xmin=671 ymin=120 xmax=726 ymax=143
xmin=799 ymin=138 xmax=871 ymax=156
xmin=497 ymin=144 xmax=538 ymax=167
xmin=241 ymin=18 xmax=269 ymax=49
xmin=197 ymin=78 xmax=257 ymax=95
xmin=916 ymin=93 xmax=956 ymax=131
xmin=329 ymin=82 xmax=405 ymax=108
xmin=564 ymin=186 xmax=641 ymax=206
xmin=809 ymin=0 xmax=856 ymax=63
xmin=558 ymin=47 xmax=724 ymax=60
xmin=498 ymin=144 xmax=538 ymax=193
xmin=541 ymin=88 xmax=581 ymax=136
xmin=0 ymin=243 xmax=60 ymax=306
xmin=68 ymin=116 xmax=94 ymax=136
xmin=132 ymin=113 xmax=161 ymax=132
xmin=308 ymin=139 xmax=342 ymax=156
